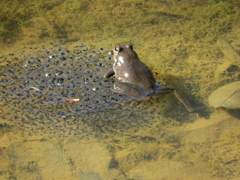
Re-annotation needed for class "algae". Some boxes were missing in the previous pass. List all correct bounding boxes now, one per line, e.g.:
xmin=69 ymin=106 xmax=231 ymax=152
xmin=1 ymin=0 xmax=240 ymax=179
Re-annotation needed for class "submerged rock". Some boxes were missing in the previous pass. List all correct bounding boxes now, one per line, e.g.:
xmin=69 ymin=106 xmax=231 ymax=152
xmin=208 ymin=81 xmax=240 ymax=109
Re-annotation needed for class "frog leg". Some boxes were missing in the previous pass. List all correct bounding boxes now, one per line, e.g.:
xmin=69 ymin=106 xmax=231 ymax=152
xmin=104 ymin=69 xmax=115 ymax=78
xmin=112 ymin=82 xmax=150 ymax=101
xmin=153 ymin=85 xmax=194 ymax=112
xmin=173 ymin=90 xmax=194 ymax=112
xmin=151 ymin=85 xmax=175 ymax=96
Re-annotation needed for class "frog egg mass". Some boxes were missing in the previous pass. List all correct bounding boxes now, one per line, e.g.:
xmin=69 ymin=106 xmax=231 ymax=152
xmin=1 ymin=42 xmax=166 ymax=138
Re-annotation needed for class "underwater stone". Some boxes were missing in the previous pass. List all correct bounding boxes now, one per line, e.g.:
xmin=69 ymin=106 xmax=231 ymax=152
xmin=209 ymin=81 xmax=240 ymax=109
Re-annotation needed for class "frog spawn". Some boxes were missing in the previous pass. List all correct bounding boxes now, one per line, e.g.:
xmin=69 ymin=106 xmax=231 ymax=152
xmin=1 ymin=45 xmax=129 ymax=115
xmin=0 ymin=43 xmax=165 ymax=137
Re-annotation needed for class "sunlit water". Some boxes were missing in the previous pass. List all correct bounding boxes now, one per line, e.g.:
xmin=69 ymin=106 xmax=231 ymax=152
xmin=1 ymin=0 xmax=240 ymax=179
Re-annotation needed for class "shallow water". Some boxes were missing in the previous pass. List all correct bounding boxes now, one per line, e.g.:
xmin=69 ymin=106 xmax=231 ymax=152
xmin=1 ymin=0 xmax=240 ymax=179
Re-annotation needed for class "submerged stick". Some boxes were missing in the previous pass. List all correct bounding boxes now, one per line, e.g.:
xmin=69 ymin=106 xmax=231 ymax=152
xmin=174 ymin=90 xmax=194 ymax=112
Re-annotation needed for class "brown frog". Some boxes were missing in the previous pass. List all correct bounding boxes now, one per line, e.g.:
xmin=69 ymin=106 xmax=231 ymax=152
xmin=104 ymin=44 xmax=193 ymax=112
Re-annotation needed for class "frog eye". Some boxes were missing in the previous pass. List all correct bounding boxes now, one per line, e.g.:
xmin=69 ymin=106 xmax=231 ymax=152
xmin=115 ymin=45 xmax=123 ymax=52
xmin=126 ymin=44 xmax=133 ymax=50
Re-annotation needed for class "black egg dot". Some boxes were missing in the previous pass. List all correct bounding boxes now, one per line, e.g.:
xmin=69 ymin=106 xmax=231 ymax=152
xmin=60 ymin=56 xmax=66 ymax=60
xmin=56 ymin=71 xmax=63 ymax=76
xmin=56 ymin=97 xmax=64 ymax=102
xmin=6 ymin=69 xmax=14 ymax=74
xmin=25 ymin=60 xmax=31 ymax=64
xmin=84 ymin=70 xmax=90 ymax=74
xmin=49 ymin=55 xmax=55 ymax=59
xmin=109 ymin=95 xmax=116 ymax=100
xmin=56 ymin=46 xmax=62 ymax=51
xmin=38 ymin=86 xmax=45 ymax=91
xmin=74 ymin=108 xmax=82 ymax=113
xmin=92 ymin=87 xmax=99 ymax=91
xmin=53 ymin=61 xmax=59 ymax=65
xmin=59 ymin=51 xmax=65 ymax=56
xmin=92 ymin=99 xmax=99 ymax=104
xmin=68 ymin=55 xmax=74 ymax=59
xmin=82 ymin=92 xmax=87 ymax=96
xmin=2 ymin=78 xmax=11 ymax=83
xmin=109 ymin=51 xmax=113 ymax=55
xmin=83 ymin=97 xmax=89 ymax=101
xmin=95 ymin=68 xmax=100 ymax=72
xmin=58 ymin=111 xmax=68 ymax=116
xmin=35 ymin=58 xmax=41 ymax=63
xmin=74 ymin=50 xmax=82 ymax=54
xmin=57 ymin=78 xmax=64 ymax=84
xmin=16 ymin=93 xmax=27 ymax=98
xmin=35 ymin=73 xmax=41 ymax=77
xmin=45 ymin=73 xmax=51 ymax=77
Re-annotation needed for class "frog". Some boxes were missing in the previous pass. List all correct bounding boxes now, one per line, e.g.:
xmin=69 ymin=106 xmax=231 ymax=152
xmin=104 ymin=44 xmax=193 ymax=112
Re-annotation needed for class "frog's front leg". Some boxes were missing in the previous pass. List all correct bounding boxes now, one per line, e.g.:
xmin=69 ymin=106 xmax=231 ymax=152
xmin=104 ymin=69 xmax=115 ymax=78
xmin=173 ymin=90 xmax=194 ymax=112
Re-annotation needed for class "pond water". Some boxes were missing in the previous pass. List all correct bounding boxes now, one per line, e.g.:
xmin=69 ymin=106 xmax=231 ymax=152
xmin=0 ymin=0 xmax=240 ymax=179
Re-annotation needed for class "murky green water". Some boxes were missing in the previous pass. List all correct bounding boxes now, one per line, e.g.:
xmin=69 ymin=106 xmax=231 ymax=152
xmin=1 ymin=0 xmax=240 ymax=179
